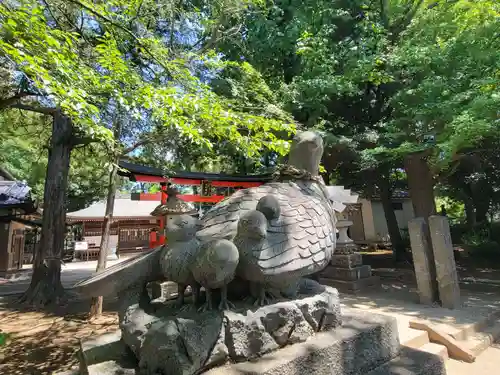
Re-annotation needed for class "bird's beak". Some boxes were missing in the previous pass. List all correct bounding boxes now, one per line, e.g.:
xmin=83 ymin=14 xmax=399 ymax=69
xmin=257 ymin=228 xmax=267 ymax=239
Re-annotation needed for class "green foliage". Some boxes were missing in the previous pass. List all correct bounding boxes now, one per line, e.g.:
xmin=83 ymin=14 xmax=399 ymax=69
xmin=0 ymin=110 xmax=108 ymax=208
xmin=0 ymin=331 xmax=9 ymax=346
xmin=211 ymin=0 xmax=499 ymax=223
xmin=435 ymin=196 xmax=465 ymax=224
xmin=390 ymin=0 xmax=500 ymax=162
xmin=0 ymin=0 xmax=295 ymax=159
xmin=460 ymin=225 xmax=500 ymax=261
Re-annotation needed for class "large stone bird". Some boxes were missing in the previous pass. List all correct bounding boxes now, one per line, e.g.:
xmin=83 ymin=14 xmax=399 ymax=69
xmin=70 ymin=131 xmax=337 ymax=309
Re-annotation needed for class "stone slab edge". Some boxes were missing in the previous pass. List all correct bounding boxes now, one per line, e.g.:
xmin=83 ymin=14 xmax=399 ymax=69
xmin=203 ymin=309 xmax=400 ymax=375
xmin=79 ymin=330 xmax=138 ymax=375
xmin=363 ymin=346 xmax=446 ymax=375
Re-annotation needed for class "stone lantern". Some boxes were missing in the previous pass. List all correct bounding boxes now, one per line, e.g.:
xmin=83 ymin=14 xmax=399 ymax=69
xmin=318 ymin=185 xmax=380 ymax=293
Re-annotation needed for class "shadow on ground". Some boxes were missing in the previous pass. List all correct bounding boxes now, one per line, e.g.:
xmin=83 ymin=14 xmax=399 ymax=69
xmin=340 ymin=280 xmax=500 ymax=330
xmin=0 ymin=295 xmax=120 ymax=375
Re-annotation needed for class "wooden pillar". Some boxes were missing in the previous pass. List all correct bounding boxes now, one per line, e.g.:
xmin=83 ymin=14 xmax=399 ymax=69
xmin=159 ymin=182 xmax=167 ymax=244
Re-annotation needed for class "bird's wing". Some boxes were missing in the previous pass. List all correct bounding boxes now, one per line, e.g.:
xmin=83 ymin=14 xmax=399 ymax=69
xmin=252 ymin=193 xmax=336 ymax=276
xmin=196 ymin=183 xmax=298 ymax=241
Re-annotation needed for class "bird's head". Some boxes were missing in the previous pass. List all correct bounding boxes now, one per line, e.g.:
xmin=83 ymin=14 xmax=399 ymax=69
xmin=237 ymin=210 xmax=268 ymax=240
xmin=288 ymin=131 xmax=324 ymax=175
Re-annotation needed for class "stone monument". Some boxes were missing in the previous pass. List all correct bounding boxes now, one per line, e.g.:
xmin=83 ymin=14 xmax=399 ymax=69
xmin=71 ymin=132 xmax=446 ymax=375
xmin=319 ymin=187 xmax=380 ymax=293
xmin=408 ymin=218 xmax=439 ymax=305
xmin=428 ymin=215 xmax=461 ymax=309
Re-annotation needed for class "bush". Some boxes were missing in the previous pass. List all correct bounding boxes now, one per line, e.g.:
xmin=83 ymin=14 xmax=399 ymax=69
xmin=460 ymin=225 xmax=500 ymax=261
xmin=0 ymin=331 xmax=9 ymax=346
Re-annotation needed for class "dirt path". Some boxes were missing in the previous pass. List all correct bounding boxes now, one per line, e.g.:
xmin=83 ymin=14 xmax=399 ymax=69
xmin=0 ymin=296 xmax=119 ymax=375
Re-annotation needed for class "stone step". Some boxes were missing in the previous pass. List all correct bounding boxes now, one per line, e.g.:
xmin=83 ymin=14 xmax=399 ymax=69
xmin=400 ymin=327 xmax=430 ymax=349
xmin=412 ymin=309 xmax=500 ymax=343
xmin=464 ymin=317 xmax=500 ymax=357
xmin=419 ymin=343 xmax=449 ymax=362
xmin=363 ymin=346 xmax=446 ymax=375
xmin=409 ymin=320 xmax=475 ymax=363
xmin=79 ymin=330 xmax=138 ymax=375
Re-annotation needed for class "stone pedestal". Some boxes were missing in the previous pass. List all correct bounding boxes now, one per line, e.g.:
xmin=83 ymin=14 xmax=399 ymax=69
xmin=319 ymin=211 xmax=380 ymax=294
xmin=320 ymin=252 xmax=380 ymax=294
xmin=78 ymin=311 xmax=446 ymax=375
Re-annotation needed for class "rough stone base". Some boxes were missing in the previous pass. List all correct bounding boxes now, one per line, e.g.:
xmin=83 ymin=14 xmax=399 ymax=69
xmin=78 ymin=311 xmax=446 ymax=375
xmin=320 ymin=276 xmax=381 ymax=294
xmin=321 ymin=265 xmax=372 ymax=281
xmin=120 ymin=282 xmax=341 ymax=375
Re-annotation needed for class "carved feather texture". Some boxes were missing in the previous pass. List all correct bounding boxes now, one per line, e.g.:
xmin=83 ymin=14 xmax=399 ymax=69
xmin=199 ymin=181 xmax=337 ymax=282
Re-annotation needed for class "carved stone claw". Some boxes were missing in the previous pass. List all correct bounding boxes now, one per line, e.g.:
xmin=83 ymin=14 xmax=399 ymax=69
xmin=198 ymin=288 xmax=213 ymax=312
xmin=178 ymin=303 xmax=195 ymax=313
xmin=253 ymin=288 xmax=280 ymax=306
xmin=197 ymin=301 xmax=213 ymax=312
xmin=218 ymin=299 xmax=235 ymax=311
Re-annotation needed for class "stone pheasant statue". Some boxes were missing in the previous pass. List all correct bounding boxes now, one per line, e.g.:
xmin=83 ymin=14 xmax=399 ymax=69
xmin=71 ymin=131 xmax=336 ymax=310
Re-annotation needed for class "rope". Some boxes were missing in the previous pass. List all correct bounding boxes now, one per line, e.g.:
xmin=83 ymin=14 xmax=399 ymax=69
xmin=271 ymin=164 xmax=323 ymax=183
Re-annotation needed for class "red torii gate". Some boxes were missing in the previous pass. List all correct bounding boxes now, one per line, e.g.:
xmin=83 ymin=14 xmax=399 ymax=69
xmin=118 ymin=161 xmax=273 ymax=247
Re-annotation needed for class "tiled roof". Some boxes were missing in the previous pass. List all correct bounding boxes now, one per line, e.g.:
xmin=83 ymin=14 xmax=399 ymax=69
xmin=119 ymin=160 xmax=274 ymax=182
xmin=0 ymin=181 xmax=32 ymax=205
xmin=0 ymin=180 xmax=36 ymax=213
xmin=67 ymin=198 xmax=159 ymax=220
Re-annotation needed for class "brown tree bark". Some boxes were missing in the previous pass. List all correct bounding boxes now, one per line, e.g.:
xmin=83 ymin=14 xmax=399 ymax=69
xmin=378 ymin=177 xmax=406 ymax=262
xmin=404 ymin=151 xmax=437 ymax=219
xmin=89 ymin=120 xmax=122 ymax=317
xmin=464 ymin=197 xmax=477 ymax=229
xmin=20 ymin=111 xmax=73 ymax=305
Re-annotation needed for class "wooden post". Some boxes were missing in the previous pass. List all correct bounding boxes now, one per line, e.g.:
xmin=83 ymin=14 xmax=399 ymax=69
xmin=159 ymin=183 xmax=167 ymax=245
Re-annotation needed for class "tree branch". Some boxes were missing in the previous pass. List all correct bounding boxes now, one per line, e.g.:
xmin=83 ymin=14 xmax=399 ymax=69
xmin=65 ymin=0 xmax=172 ymax=75
xmin=10 ymin=103 xmax=56 ymax=115
xmin=0 ymin=93 xmax=33 ymax=110
xmin=390 ymin=0 xmax=425 ymax=42
xmin=122 ymin=138 xmax=153 ymax=155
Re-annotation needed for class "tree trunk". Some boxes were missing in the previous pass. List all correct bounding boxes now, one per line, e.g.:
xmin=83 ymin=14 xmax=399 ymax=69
xmin=463 ymin=196 xmax=477 ymax=229
xmin=467 ymin=154 xmax=491 ymax=224
xmin=89 ymin=122 xmax=122 ymax=317
xmin=378 ymin=178 xmax=406 ymax=262
xmin=20 ymin=111 xmax=73 ymax=306
xmin=404 ymin=151 xmax=437 ymax=220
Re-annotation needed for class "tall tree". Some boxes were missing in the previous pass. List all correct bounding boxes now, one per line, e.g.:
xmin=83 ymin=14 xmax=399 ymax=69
xmin=0 ymin=0 xmax=294 ymax=305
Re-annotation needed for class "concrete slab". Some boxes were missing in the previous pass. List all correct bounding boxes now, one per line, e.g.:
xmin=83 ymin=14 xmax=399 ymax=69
xmin=400 ymin=327 xmax=429 ymax=349
xmin=339 ymin=282 xmax=500 ymax=339
xmin=419 ymin=343 xmax=448 ymax=361
xmin=446 ymin=342 xmax=500 ymax=375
